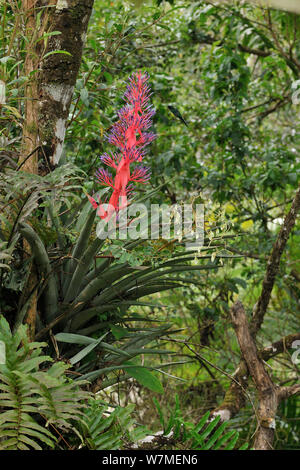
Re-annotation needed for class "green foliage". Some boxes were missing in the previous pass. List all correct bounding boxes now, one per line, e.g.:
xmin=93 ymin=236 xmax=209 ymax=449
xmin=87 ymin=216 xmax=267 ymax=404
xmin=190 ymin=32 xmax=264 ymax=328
xmin=76 ymin=395 xmax=248 ymax=451
xmin=0 ymin=315 xmax=88 ymax=450
xmin=0 ymin=241 xmax=11 ymax=270
xmin=55 ymin=326 xmax=180 ymax=391
xmin=0 ymin=164 xmax=83 ymax=239
xmin=1 ymin=0 xmax=300 ymax=450
xmin=275 ymin=396 xmax=300 ymax=450
xmin=153 ymin=395 xmax=248 ymax=450
xmin=78 ymin=400 xmax=148 ymax=450
xmin=121 ymin=362 xmax=164 ymax=393
xmin=0 ymin=166 xmax=233 ymax=390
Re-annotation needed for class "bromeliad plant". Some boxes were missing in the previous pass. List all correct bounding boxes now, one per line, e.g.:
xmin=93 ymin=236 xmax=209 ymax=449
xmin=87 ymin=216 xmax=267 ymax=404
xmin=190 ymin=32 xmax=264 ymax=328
xmin=0 ymin=164 xmax=227 ymax=387
xmin=0 ymin=72 xmax=238 ymax=389
xmin=87 ymin=71 xmax=155 ymax=220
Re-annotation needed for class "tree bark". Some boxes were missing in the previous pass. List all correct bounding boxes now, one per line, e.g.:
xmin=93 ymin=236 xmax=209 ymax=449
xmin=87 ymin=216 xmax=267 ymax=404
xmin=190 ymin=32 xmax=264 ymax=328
xmin=230 ymin=301 xmax=278 ymax=450
xmin=211 ymin=183 xmax=300 ymax=437
xmin=18 ymin=0 xmax=94 ymax=338
xmin=21 ymin=0 xmax=39 ymax=174
xmin=230 ymin=301 xmax=300 ymax=450
xmin=20 ymin=0 xmax=40 ymax=339
xmin=251 ymin=183 xmax=300 ymax=335
xmin=19 ymin=0 xmax=94 ymax=172
xmin=37 ymin=0 xmax=94 ymax=169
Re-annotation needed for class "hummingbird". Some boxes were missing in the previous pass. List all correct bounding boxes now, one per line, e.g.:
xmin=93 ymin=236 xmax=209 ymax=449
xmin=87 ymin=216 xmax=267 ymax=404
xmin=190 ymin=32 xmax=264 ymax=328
xmin=168 ymin=105 xmax=188 ymax=127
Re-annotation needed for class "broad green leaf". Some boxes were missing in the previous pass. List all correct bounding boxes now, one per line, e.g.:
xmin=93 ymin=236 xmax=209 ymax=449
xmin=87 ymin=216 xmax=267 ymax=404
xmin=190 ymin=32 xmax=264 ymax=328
xmin=123 ymin=362 xmax=164 ymax=393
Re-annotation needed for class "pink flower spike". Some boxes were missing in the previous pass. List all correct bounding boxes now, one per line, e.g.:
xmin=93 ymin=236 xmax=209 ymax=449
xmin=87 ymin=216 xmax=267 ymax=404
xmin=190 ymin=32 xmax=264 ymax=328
xmin=97 ymin=203 xmax=108 ymax=220
xmin=87 ymin=194 xmax=98 ymax=210
xmin=130 ymin=166 xmax=151 ymax=183
xmin=89 ymin=71 xmax=156 ymax=218
xmin=100 ymin=152 xmax=119 ymax=169
xmin=95 ymin=168 xmax=114 ymax=188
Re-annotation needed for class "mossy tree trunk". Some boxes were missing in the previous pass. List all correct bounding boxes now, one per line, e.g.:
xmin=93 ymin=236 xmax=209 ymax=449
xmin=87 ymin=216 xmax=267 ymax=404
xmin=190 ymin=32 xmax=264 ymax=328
xmin=21 ymin=0 xmax=40 ymax=174
xmin=20 ymin=0 xmax=40 ymax=340
xmin=37 ymin=0 xmax=94 ymax=169
xmin=19 ymin=0 xmax=94 ymax=339
xmin=19 ymin=0 xmax=94 ymax=172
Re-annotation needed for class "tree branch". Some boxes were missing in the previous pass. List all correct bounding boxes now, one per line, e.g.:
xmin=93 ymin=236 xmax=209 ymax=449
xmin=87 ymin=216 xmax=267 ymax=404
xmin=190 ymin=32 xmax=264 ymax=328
xmin=230 ymin=301 xmax=300 ymax=450
xmin=238 ymin=43 xmax=271 ymax=57
xmin=251 ymin=183 xmax=300 ymax=335
xmin=230 ymin=301 xmax=278 ymax=450
xmin=278 ymin=384 xmax=300 ymax=401
xmin=261 ymin=332 xmax=300 ymax=361
xmin=212 ymin=185 xmax=300 ymax=424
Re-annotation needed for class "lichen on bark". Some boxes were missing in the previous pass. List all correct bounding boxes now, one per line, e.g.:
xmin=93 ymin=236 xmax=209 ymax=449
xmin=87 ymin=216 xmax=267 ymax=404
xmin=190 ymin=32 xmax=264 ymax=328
xmin=37 ymin=0 xmax=94 ymax=169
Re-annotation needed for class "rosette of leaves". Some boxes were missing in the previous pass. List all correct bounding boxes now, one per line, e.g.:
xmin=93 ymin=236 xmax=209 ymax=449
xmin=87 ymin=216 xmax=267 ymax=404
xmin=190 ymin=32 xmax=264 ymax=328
xmin=0 ymin=166 xmax=238 ymax=388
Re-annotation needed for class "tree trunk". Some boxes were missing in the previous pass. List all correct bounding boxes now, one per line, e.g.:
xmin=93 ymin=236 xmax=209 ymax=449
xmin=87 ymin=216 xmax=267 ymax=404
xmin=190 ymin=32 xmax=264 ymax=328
xmin=20 ymin=0 xmax=40 ymax=339
xmin=19 ymin=0 xmax=94 ymax=172
xmin=37 ymin=0 xmax=94 ymax=169
xmin=19 ymin=0 xmax=94 ymax=338
xmin=21 ymin=0 xmax=39 ymax=174
xmin=230 ymin=301 xmax=300 ymax=450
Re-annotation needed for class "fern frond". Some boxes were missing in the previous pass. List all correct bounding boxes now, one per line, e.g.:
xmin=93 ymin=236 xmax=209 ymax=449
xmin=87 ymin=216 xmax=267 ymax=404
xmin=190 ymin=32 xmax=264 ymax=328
xmin=78 ymin=400 xmax=148 ymax=450
xmin=153 ymin=396 xmax=248 ymax=450
xmin=0 ymin=316 xmax=89 ymax=450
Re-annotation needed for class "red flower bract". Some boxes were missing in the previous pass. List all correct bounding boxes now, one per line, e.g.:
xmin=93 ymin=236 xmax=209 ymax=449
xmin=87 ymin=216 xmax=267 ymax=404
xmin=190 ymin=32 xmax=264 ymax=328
xmin=88 ymin=71 xmax=156 ymax=220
